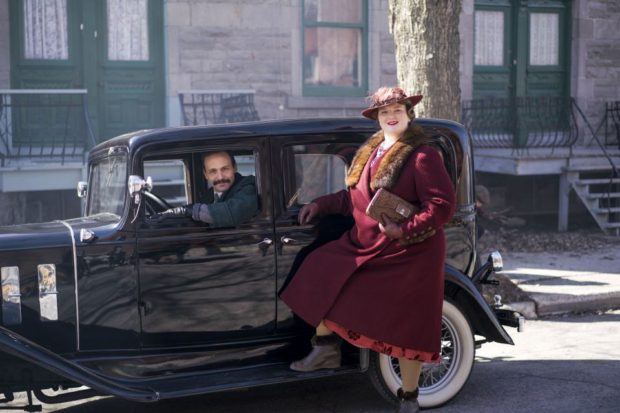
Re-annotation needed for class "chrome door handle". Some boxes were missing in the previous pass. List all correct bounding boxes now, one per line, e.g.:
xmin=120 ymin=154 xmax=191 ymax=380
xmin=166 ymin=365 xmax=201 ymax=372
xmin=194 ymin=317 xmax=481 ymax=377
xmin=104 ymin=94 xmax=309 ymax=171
xmin=280 ymin=236 xmax=299 ymax=245
xmin=257 ymin=238 xmax=273 ymax=256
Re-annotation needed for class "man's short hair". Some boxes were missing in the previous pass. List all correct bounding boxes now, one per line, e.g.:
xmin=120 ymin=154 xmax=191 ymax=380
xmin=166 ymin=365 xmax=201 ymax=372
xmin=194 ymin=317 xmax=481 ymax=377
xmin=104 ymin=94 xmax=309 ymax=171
xmin=202 ymin=151 xmax=237 ymax=170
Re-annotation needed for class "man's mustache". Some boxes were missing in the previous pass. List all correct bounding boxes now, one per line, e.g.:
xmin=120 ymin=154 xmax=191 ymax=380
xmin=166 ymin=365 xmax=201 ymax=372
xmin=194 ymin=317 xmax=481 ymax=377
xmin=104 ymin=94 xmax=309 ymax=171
xmin=213 ymin=178 xmax=231 ymax=186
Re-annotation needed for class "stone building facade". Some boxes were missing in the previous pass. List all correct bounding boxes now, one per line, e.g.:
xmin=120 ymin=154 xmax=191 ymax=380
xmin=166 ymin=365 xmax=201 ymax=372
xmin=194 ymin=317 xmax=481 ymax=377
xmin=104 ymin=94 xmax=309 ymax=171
xmin=164 ymin=0 xmax=400 ymax=124
xmin=0 ymin=0 xmax=618 ymax=226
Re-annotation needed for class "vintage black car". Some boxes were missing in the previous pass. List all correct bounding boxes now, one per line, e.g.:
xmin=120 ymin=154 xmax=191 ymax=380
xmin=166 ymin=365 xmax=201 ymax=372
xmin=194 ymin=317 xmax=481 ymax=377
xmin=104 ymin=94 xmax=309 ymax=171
xmin=0 ymin=118 xmax=522 ymax=411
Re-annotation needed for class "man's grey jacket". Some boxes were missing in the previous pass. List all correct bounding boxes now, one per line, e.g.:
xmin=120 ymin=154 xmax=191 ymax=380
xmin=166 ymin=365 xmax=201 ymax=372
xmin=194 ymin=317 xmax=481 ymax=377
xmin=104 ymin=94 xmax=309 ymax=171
xmin=191 ymin=173 xmax=258 ymax=228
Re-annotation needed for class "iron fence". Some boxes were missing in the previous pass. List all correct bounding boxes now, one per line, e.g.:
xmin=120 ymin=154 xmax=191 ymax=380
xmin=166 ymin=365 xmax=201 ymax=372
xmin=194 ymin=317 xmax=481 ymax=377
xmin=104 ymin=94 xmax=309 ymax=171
xmin=605 ymin=101 xmax=620 ymax=149
xmin=0 ymin=89 xmax=96 ymax=166
xmin=461 ymin=96 xmax=579 ymax=149
xmin=178 ymin=90 xmax=260 ymax=126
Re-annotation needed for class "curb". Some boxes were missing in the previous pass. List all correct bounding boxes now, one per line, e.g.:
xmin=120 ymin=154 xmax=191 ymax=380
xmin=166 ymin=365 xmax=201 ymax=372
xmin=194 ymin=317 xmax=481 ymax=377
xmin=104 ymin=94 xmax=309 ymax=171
xmin=525 ymin=291 xmax=620 ymax=317
xmin=504 ymin=287 xmax=620 ymax=319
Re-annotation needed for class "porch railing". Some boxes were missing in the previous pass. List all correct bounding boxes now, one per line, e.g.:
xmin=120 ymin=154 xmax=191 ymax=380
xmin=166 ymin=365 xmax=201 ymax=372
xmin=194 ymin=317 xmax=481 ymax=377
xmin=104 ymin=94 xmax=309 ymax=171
xmin=178 ymin=89 xmax=260 ymax=126
xmin=461 ymin=96 xmax=579 ymax=149
xmin=604 ymin=101 xmax=620 ymax=149
xmin=0 ymin=89 xmax=96 ymax=166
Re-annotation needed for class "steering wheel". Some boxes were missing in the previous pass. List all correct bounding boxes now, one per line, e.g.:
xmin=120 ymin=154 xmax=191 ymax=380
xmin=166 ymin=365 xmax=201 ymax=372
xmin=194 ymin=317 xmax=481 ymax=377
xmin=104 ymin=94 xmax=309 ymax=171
xmin=144 ymin=191 xmax=173 ymax=215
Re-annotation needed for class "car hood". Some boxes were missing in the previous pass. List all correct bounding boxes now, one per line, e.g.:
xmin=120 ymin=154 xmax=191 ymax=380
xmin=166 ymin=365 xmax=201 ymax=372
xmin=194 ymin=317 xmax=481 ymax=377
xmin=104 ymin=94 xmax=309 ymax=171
xmin=0 ymin=214 xmax=121 ymax=251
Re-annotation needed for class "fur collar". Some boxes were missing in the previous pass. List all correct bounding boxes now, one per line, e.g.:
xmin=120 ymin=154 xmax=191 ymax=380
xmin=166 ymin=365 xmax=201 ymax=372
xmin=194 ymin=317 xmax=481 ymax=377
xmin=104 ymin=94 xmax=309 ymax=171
xmin=346 ymin=125 xmax=428 ymax=191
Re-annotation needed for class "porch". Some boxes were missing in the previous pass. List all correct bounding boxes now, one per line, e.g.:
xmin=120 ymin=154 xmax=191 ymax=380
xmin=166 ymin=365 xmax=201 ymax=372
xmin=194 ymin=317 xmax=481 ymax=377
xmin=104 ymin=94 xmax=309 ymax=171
xmin=464 ymin=97 xmax=620 ymax=236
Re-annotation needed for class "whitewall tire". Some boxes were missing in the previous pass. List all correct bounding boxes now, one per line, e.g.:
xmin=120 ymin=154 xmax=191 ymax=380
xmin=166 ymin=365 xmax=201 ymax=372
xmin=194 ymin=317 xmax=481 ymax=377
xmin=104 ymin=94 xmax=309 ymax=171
xmin=368 ymin=299 xmax=475 ymax=408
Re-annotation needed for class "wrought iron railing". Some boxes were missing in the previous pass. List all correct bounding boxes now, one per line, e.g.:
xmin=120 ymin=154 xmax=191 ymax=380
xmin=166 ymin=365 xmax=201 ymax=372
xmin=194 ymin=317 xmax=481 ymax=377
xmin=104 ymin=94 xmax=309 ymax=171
xmin=461 ymin=96 xmax=579 ymax=149
xmin=0 ymin=89 xmax=96 ymax=166
xmin=178 ymin=89 xmax=260 ymax=126
xmin=604 ymin=101 xmax=620 ymax=148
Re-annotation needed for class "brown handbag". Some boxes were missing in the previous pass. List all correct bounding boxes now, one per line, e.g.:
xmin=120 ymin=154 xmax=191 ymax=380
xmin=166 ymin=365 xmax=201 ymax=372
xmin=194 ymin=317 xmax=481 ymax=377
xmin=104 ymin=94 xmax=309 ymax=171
xmin=365 ymin=188 xmax=419 ymax=224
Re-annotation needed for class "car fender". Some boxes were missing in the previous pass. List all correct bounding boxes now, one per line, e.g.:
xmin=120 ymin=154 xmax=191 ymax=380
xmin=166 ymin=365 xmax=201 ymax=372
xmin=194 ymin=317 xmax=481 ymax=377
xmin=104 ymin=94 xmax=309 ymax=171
xmin=0 ymin=325 xmax=158 ymax=402
xmin=444 ymin=265 xmax=514 ymax=345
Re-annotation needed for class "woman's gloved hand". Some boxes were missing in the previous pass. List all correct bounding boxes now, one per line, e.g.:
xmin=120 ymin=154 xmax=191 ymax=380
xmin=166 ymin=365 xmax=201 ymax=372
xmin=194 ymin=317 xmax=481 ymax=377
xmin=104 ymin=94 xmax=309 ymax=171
xmin=378 ymin=215 xmax=404 ymax=240
xmin=298 ymin=202 xmax=319 ymax=225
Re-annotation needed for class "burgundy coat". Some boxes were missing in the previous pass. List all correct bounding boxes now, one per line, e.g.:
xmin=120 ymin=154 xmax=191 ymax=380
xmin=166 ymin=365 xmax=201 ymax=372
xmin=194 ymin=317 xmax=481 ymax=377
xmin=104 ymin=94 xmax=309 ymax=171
xmin=281 ymin=128 xmax=456 ymax=355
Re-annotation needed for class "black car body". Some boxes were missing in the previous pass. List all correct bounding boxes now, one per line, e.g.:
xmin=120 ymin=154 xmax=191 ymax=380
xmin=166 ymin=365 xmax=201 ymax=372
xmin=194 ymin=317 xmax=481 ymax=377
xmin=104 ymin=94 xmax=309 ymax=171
xmin=0 ymin=118 xmax=521 ymax=411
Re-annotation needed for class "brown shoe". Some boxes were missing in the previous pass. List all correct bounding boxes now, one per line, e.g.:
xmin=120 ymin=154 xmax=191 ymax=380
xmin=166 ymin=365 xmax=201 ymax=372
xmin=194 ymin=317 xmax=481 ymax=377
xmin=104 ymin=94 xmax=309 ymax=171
xmin=289 ymin=334 xmax=341 ymax=372
xmin=395 ymin=388 xmax=420 ymax=413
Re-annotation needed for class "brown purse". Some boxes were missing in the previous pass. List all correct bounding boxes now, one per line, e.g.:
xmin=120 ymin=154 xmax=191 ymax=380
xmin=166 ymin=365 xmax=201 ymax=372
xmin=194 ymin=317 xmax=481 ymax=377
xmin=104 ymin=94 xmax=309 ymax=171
xmin=366 ymin=189 xmax=436 ymax=245
xmin=365 ymin=188 xmax=419 ymax=224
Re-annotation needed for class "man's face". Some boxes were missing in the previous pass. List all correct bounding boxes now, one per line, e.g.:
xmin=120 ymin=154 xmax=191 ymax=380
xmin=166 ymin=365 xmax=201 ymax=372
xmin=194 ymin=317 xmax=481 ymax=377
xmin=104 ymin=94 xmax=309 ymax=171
xmin=203 ymin=152 xmax=236 ymax=193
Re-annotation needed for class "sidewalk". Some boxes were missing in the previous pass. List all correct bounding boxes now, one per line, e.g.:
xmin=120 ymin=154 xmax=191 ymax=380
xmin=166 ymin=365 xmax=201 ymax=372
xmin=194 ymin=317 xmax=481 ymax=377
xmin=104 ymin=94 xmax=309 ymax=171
xmin=498 ymin=246 xmax=620 ymax=318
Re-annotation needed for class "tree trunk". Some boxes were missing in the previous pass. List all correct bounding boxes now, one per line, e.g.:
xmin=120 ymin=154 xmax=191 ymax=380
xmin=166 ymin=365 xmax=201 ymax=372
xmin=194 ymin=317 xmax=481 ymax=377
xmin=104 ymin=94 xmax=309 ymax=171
xmin=388 ymin=0 xmax=461 ymax=121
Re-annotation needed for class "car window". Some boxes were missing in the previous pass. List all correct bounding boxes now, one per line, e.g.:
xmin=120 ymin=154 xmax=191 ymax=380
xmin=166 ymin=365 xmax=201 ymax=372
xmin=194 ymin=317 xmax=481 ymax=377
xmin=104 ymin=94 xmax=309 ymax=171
xmin=87 ymin=154 xmax=128 ymax=218
xmin=144 ymin=159 xmax=188 ymax=206
xmin=285 ymin=143 xmax=357 ymax=208
xmin=143 ymin=150 xmax=261 ymax=228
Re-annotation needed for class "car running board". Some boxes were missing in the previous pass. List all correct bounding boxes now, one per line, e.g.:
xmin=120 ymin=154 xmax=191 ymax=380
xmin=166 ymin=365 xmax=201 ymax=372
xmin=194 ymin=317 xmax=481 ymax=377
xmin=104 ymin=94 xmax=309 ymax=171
xmin=0 ymin=325 xmax=364 ymax=403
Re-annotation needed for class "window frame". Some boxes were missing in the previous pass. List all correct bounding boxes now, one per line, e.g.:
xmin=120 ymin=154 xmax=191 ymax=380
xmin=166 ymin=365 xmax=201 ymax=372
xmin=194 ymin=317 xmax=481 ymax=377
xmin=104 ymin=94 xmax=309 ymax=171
xmin=137 ymin=143 xmax=266 ymax=230
xmin=279 ymin=136 xmax=363 ymax=212
xmin=301 ymin=0 xmax=369 ymax=97
xmin=10 ymin=0 xmax=80 ymax=67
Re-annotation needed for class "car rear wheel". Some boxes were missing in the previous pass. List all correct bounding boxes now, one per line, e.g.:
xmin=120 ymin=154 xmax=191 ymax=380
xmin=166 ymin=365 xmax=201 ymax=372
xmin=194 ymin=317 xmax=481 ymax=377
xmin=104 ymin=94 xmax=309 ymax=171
xmin=368 ymin=299 xmax=475 ymax=408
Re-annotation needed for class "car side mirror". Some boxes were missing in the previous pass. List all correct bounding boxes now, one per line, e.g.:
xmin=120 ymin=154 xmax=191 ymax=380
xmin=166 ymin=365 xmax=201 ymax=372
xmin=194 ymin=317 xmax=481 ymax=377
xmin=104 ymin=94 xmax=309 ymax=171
xmin=77 ymin=181 xmax=88 ymax=198
xmin=128 ymin=175 xmax=153 ymax=204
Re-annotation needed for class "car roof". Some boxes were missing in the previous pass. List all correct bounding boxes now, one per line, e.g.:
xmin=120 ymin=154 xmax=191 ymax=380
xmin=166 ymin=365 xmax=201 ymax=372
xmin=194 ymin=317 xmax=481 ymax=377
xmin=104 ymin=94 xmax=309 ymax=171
xmin=88 ymin=117 xmax=469 ymax=160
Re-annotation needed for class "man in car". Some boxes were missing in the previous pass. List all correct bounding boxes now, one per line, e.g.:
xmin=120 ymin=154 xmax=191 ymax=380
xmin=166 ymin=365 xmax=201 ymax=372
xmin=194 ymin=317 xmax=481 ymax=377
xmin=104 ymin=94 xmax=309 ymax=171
xmin=156 ymin=151 xmax=258 ymax=227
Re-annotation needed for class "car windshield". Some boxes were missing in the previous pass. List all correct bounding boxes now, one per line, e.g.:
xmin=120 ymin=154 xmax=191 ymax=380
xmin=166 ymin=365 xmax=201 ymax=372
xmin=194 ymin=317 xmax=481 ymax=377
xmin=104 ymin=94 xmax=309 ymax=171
xmin=87 ymin=154 xmax=128 ymax=218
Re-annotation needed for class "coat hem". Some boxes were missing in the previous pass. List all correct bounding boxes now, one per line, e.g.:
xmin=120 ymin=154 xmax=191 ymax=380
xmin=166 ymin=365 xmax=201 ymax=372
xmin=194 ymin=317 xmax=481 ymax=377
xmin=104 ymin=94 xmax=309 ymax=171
xmin=324 ymin=319 xmax=441 ymax=363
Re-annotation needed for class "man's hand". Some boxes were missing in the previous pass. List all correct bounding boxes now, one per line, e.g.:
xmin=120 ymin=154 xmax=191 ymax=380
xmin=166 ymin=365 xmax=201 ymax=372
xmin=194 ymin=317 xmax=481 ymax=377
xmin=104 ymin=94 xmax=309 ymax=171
xmin=298 ymin=202 xmax=319 ymax=225
xmin=152 ymin=205 xmax=192 ymax=220
xmin=378 ymin=215 xmax=404 ymax=240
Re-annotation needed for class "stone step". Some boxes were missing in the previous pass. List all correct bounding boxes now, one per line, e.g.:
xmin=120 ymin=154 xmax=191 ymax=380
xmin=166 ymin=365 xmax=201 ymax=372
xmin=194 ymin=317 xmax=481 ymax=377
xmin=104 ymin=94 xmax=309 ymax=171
xmin=565 ymin=163 xmax=619 ymax=172
xmin=592 ymin=207 xmax=620 ymax=213
xmin=585 ymin=192 xmax=620 ymax=199
xmin=574 ymin=178 xmax=620 ymax=185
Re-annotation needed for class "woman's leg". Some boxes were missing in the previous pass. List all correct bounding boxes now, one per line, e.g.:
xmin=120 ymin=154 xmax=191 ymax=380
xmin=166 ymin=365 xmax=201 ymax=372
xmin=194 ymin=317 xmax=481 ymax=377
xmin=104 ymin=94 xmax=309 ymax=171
xmin=395 ymin=358 xmax=422 ymax=412
xmin=398 ymin=358 xmax=422 ymax=392
xmin=316 ymin=320 xmax=333 ymax=336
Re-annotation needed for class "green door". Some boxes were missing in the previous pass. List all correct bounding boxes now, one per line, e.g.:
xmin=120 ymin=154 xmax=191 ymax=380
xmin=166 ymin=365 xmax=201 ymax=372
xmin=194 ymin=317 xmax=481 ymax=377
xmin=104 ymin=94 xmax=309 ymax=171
xmin=473 ymin=0 xmax=571 ymax=99
xmin=10 ymin=0 xmax=165 ymax=142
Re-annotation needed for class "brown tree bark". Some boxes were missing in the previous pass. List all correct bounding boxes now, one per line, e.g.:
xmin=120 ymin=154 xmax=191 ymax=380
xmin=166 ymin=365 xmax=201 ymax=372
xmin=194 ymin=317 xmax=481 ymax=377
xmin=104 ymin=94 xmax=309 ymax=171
xmin=388 ymin=0 xmax=461 ymax=121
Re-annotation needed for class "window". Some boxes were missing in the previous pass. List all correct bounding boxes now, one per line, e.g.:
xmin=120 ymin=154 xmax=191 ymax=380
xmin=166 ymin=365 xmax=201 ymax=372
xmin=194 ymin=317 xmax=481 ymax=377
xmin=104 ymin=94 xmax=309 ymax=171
xmin=87 ymin=154 xmax=128 ymax=218
xmin=474 ymin=10 xmax=505 ymax=66
xmin=529 ymin=12 xmax=559 ymax=66
xmin=285 ymin=142 xmax=357 ymax=207
xmin=107 ymin=0 xmax=149 ymax=61
xmin=143 ymin=150 xmax=260 ymax=228
xmin=23 ymin=0 xmax=68 ymax=60
xmin=302 ymin=0 xmax=368 ymax=97
xmin=144 ymin=159 xmax=188 ymax=206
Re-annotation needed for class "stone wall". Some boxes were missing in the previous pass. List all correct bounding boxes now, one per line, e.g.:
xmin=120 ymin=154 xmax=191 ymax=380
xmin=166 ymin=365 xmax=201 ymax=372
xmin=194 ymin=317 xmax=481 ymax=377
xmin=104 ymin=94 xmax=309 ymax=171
xmin=0 ymin=0 xmax=10 ymax=88
xmin=165 ymin=0 xmax=399 ymax=125
xmin=572 ymin=0 xmax=620 ymax=144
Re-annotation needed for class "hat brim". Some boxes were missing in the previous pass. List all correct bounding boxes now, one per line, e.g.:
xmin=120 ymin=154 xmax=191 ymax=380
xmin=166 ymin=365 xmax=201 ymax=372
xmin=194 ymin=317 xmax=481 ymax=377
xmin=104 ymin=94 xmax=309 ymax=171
xmin=361 ymin=95 xmax=423 ymax=119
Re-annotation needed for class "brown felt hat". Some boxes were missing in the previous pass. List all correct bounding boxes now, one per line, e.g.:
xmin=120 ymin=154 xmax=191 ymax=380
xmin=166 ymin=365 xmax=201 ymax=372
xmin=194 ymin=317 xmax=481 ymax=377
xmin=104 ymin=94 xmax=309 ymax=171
xmin=361 ymin=86 xmax=423 ymax=120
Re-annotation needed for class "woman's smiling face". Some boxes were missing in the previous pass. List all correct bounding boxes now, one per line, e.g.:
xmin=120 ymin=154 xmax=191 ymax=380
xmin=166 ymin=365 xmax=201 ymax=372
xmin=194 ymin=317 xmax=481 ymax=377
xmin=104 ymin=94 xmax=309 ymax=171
xmin=377 ymin=103 xmax=410 ymax=136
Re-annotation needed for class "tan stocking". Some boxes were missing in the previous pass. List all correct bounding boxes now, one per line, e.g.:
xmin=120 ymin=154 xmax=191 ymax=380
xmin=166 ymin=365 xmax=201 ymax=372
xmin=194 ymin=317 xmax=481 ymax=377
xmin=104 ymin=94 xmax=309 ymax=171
xmin=316 ymin=320 xmax=333 ymax=336
xmin=398 ymin=358 xmax=423 ymax=392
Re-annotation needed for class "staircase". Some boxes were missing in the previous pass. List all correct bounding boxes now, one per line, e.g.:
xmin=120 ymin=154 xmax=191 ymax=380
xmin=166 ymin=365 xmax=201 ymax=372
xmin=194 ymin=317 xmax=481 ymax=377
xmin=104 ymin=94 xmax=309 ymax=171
xmin=568 ymin=166 xmax=620 ymax=236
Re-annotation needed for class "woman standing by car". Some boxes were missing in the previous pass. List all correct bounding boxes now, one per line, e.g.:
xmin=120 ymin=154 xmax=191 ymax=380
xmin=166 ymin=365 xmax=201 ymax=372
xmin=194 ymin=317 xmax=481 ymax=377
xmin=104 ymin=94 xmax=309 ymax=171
xmin=280 ymin=86 xmax=456 ymax=413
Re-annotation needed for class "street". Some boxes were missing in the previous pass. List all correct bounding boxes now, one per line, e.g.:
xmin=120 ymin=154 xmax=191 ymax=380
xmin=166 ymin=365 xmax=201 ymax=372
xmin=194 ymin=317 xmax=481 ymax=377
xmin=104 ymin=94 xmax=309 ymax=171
xmin=6 ymin=310 xmax=620 ymax=413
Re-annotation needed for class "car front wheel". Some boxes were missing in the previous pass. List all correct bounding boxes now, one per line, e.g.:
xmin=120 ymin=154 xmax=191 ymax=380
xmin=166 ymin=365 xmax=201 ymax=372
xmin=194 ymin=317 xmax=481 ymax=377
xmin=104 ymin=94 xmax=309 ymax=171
xmin=368 ymin=299 xmax=475 ymax=408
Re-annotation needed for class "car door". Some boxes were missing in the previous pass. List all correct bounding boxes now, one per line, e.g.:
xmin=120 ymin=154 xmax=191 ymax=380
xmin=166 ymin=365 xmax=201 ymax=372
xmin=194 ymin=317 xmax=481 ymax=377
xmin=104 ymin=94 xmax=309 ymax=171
xmin=271 ymin=133 xmax=367 ymax=331
xmin=136 ymin=137 xmax=277 ymax=350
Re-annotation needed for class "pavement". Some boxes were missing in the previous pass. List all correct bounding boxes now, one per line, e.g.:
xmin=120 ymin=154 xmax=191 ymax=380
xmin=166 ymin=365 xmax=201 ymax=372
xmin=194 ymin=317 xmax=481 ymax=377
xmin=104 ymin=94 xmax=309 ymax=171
xmin=497 ymin=246 xmax=620 ymax=318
